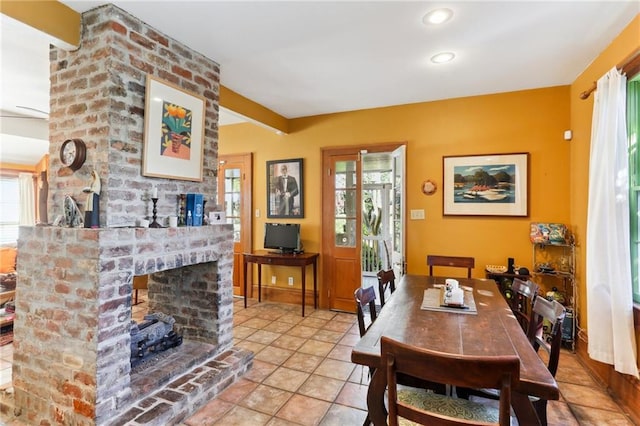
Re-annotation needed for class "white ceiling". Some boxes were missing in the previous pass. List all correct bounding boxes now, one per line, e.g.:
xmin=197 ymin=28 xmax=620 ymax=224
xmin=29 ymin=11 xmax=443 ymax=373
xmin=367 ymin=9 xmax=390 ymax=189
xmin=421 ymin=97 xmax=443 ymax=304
xmin=1 ymin=1 xmax=638 ymax=165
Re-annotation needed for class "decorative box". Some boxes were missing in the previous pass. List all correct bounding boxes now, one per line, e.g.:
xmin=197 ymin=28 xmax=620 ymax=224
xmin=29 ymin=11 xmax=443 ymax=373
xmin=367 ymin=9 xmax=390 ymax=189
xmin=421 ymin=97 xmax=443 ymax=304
xmin=529 ymin=223 xmax=568 ymax=245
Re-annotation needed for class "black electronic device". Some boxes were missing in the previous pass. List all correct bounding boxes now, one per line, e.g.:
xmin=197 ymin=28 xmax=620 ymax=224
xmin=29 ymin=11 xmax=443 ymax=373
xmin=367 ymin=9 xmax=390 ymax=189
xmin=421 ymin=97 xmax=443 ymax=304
xmin=264 ymin=223 xmax=302 ymax=254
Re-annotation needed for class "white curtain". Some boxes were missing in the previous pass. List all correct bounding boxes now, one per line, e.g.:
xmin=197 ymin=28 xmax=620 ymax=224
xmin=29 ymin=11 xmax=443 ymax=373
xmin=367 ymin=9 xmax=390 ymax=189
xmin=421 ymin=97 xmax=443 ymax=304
xmin=18 ymin=172 xmax=35 ymax=226
xmin=586 ymin=67 xmax=639 ymax=378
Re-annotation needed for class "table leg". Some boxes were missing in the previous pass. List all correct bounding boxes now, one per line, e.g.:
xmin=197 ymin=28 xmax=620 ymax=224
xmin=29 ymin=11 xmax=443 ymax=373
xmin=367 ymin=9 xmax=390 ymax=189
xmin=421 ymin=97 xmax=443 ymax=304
xmin=243 ymin=260 xmax=248 ymax=309
xmin=257 ymin=264 xmax=262 ymax=303
xmin=301 ymin=265 xmax=306 ymax=317
xmin=512 ymin=391 xmax=541 ymax=426
xmin=313 ymin=258 xmax=317 ymax=309
xmin=367 ymin=367 xmax=387 ymax=426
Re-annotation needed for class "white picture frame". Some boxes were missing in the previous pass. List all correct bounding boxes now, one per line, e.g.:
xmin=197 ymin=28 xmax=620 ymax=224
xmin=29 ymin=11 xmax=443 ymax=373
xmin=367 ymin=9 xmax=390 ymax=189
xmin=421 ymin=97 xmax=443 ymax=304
xmin=143 ymin=75 xmax=206 ymax=182
xmin=443 ymin=152 xmax=529 ymax=216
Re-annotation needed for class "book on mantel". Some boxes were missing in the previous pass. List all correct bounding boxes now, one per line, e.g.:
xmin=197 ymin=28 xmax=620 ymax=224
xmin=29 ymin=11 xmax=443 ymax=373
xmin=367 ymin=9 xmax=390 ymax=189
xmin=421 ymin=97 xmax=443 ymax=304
xmin=185 ymin=193 xmax=204 ymax=226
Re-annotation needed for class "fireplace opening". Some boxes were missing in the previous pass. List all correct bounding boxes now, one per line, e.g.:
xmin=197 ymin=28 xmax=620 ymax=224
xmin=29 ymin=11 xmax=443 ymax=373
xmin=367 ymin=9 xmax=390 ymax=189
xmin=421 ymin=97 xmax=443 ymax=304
xmin=128 ymin=288 xmax=222 ymax=401
xmin=125 ymin=260 xmax=233 ymax=403
xmin=130 ymin=312 xmax=183 ymax=369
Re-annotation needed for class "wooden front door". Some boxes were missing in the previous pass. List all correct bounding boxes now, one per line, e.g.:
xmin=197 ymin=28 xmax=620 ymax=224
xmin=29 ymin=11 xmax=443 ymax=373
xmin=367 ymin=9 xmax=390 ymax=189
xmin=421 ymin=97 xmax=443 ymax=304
xmin=322 ymin=143 xmax=405 ymax=312
xmin=218 ymin=153 xmax=253 ymax=296
xmin=323 ymin=151 xmax=361 ymax=312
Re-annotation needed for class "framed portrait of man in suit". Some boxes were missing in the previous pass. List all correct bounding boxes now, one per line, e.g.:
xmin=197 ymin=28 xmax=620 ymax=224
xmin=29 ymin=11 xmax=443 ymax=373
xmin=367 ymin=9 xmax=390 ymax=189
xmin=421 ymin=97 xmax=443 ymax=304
xmin=267 ymin=158 xmax=304 ymax=218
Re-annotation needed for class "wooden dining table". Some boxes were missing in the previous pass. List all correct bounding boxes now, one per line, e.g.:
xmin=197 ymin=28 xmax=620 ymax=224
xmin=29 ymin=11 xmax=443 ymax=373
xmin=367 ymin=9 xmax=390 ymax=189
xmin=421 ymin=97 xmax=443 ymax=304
xmin=351 ymin=275 xmax=559 ymax=425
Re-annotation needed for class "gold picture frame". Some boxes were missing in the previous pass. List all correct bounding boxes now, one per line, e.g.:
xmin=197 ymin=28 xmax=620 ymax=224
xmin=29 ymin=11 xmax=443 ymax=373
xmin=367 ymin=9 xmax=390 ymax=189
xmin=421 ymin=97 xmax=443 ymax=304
xmin=142 ymin=75 xmax=206 ymax=181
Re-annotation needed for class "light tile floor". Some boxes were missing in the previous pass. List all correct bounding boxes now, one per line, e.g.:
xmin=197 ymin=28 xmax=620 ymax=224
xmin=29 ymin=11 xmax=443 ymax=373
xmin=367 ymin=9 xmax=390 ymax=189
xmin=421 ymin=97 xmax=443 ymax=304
xmin=183 ymin=296 xmax=636 ymax=426
xmin=0 ymin=292 xmax=636 ymax=425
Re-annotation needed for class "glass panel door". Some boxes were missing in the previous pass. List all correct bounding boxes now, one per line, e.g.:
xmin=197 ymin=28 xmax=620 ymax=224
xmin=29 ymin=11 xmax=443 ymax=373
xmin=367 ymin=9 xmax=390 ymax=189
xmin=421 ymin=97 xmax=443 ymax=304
xmin=392 ymin=145 xmax=406 ymax=278
xmin=224 ymin=167 xmax=241 ymax=242
xmin=218 ymin=153 xmax=252 ymax=297
xmin=334 ymin=160 xmax=357 ymax=247
xmin=325 ymin=153 xmax=361 ymax=312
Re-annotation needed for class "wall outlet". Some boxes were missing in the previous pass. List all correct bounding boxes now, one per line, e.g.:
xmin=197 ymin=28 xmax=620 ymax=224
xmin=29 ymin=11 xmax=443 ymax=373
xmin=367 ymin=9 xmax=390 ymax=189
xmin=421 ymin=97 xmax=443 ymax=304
xmin=410 ymin=209 xmax=425 ymax=220
xmin=271 ymin=275 xmax=276 ymax=284
xmin=288 ymin=277 xmax=294 ymax=286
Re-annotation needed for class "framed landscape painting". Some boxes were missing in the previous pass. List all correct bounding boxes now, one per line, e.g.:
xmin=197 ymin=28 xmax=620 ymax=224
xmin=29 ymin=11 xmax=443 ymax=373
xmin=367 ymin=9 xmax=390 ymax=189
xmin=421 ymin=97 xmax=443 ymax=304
xmin=143 ymin=75 xmax=206 ymax=181
xmin=443 ymin=152 xmax=529 ymax=216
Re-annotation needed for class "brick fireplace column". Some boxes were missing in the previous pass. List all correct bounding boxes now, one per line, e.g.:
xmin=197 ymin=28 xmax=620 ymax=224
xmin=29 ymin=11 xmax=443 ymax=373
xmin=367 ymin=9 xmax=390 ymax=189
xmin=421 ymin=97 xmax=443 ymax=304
xmin=47 ymin=4 xmax=220 ymax=227
xmin=13 ymin=4 xmax=234 ymax=425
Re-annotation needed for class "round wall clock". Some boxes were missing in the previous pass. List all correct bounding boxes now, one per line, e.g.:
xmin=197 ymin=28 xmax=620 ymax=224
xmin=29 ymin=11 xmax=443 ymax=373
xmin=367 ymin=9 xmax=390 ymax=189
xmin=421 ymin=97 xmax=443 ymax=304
xmin=421 ymin=180 xmax=437 ymax=196
xmin=60 ymin=138 xmax=87 ymax=171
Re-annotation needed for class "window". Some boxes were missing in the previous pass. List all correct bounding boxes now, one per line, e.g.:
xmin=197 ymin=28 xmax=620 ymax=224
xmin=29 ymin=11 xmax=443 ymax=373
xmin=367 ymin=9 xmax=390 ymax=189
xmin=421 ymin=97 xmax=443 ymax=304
xmin=0 ymin=176 xmax=20 ymax=244
xmin=628 ymin=76 xmax=640 ymax=303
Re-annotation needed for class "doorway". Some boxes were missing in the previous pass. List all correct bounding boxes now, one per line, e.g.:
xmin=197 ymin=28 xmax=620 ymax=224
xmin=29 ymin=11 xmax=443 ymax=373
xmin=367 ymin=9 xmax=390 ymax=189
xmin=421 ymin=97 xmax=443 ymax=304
xmin=217 ymin=153 xmax=253 ymax=296
xmin=322 ymin=143 xmax=405 ymax=312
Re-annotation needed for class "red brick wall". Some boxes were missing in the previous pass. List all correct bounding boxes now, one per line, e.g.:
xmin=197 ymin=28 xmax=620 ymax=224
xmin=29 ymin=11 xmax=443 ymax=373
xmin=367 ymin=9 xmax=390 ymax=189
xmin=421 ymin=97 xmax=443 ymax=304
xmin=48 ymin=4 xmax=220 ymax=228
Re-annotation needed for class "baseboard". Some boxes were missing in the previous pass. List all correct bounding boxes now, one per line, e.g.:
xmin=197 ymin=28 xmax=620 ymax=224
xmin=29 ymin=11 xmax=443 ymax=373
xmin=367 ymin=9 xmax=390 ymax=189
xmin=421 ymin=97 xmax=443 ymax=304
xmin=575 ymin=334 xmax=640 ymax=425
xmin=248 ymin=284 xmax=317 ymax=308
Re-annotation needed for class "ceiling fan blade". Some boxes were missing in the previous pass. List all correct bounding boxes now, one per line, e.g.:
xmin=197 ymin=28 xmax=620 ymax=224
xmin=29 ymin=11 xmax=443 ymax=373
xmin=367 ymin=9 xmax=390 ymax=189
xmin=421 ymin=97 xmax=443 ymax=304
xmin=16 ymin=105 xmax=50 ymax=115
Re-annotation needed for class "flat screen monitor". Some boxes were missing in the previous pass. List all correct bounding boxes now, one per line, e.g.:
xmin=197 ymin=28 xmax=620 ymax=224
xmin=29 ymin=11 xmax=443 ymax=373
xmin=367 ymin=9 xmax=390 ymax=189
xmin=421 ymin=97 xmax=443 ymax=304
xmin=264 ymin=223 xmax=301 ymax=254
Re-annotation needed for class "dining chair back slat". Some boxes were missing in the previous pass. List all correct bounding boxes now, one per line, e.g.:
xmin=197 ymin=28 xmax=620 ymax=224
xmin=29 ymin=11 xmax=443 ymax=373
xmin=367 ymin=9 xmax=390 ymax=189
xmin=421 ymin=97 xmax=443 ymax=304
xmin=509 ymin=278 xmax=539 ymax=335
xmin=529 ymin=297 xmax=566 ymax=376
xmin=527 ymin=296 xmax=566 ymax=425
xmin=427 ymin=255 xmax=475 ymax=278
xmin=377 ymin=269 xmax=396 ymax=307
xmin=354 ymin=286 xmax=378 ymax=338
xmin=382 ymin=336 xmax=520 ymax=426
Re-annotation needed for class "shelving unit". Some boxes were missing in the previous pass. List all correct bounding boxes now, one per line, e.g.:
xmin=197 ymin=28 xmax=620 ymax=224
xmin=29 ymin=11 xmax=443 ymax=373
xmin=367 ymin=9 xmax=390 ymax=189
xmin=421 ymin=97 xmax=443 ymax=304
xmin=0 ymin=290 xmax=15 ymax=346
xmin=532 ymin=242 xmax=576 ymax=350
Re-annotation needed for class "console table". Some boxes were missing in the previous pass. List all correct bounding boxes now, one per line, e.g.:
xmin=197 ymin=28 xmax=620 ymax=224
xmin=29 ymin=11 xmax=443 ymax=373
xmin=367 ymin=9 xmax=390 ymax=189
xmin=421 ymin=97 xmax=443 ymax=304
xmin=243 ymin=250 xmax=319 ymax=316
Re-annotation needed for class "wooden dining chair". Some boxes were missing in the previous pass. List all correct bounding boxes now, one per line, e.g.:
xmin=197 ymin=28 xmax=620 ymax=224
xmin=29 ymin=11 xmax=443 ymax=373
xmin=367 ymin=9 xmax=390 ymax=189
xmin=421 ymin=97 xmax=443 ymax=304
xmin=382 ymin=336 xmax=520 ymax=426
xmin=460 ymin=296 xmax=565 ymax=425
xmin=354 ymin=285 xmax=380 ymax=426
xmin=354 ymin=286 xmax=378 ymax=338
xmin=427 ymin=255 xmax=475 ymax=278
xmin=526 ymin=296 xmax=566 ymax=426
xmin=509 ymin=278 xmax=539 ymax=334
xmin=377 ymin=269 xmax=396 ymax=307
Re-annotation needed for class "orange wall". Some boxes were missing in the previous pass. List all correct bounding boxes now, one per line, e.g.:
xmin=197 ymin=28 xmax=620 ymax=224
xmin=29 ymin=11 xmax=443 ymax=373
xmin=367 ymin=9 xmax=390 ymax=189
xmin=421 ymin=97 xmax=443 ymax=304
xmin=569 ymin=15 xmax=640 ymax=359
xmin=220 ymin=86 xmax=571 ymax=299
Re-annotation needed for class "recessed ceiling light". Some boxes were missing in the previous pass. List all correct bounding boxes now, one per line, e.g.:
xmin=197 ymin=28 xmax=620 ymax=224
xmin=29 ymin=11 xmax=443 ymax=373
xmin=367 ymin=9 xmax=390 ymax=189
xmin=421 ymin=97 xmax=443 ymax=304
xmin=430 ymin=52 xmax=456 ymax=64
xmin=423 ymin=8 xmax=453 ymax=25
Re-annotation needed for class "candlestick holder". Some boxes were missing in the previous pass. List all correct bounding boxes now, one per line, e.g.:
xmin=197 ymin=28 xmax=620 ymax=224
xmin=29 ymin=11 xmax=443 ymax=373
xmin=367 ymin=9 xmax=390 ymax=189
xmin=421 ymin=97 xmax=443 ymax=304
xmin=149 ymin=197 xmax=163 ymax=228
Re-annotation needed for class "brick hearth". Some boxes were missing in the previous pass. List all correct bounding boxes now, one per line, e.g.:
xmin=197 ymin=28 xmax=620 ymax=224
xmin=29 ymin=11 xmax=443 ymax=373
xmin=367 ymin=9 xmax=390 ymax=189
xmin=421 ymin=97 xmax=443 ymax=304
xmin=112 ymin=345 xmax=252 ymax=426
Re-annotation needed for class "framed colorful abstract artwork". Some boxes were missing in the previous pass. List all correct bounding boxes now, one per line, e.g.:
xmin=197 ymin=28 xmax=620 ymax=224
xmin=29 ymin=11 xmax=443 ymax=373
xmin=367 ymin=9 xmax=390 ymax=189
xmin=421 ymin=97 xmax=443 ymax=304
xmin=143 ymin=75 xmax=205 ymax=181
xmin=443 ymin=152 xmax=529 ymax=216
